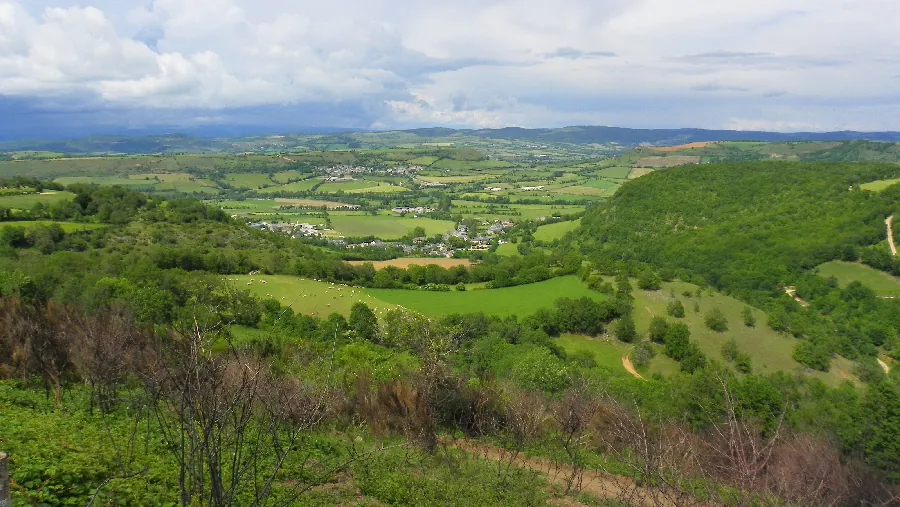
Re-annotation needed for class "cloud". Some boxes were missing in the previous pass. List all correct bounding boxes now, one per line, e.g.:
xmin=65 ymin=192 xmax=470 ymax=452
xmin=0 ymin=0 xmax=899 ymax=135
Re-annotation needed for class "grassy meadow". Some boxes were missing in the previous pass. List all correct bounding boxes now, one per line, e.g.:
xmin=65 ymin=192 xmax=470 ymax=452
xmin=365 ymin=276 xmax=605 ymax=317
xmin=534 ymin=219 xmax=581 ymax=241
xmin=861 ymin=177 xmax=900 ymax=192
xmin=0 ymin=220 xmax=107 ymax=232
xmin=0 ymin=191 xmax=76 ymax=209
xmin=328 ymin=215 xmax=454 ymax=238
xmin=230 ymin=275 xmax=397 ymax=317
xmin=817 ymin=261 xmax=900 ymax=297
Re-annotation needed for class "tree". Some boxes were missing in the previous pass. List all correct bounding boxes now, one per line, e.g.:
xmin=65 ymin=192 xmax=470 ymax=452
xmin=637 ymin=270 xmax=662 ymax=291
xmin=742 ymin=307 xmax=756 ymax=327
xmin=631 ymin=339 xmax=656 ymax=368
xmin=648 ymin=316 xmax=669 ymax=343
xmin=349 ymin=302 xmax=378 ymax=342
xmin=705 ymin=308 xmax=728 ymax=332
xmin=667 ymin=299 xmax=685 ymax=318
xmin=615 ymin=314 xmax=637 ymax=343
xmin=663 ymin=322 xmax=691 ymax=360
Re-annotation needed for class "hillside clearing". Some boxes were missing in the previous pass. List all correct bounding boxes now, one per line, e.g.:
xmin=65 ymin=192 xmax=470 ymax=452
xmin=229 ymin=275 xmax=396 ymax=317
xmin=366 ymin=276 xmax=605 ymax=317
xmin=534 ymin=220 xmax=581 ymax=241
xmin=816 ymin=261 xmax=900 ymax=297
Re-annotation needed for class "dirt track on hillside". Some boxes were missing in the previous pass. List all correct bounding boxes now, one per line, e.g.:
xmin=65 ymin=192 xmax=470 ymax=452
xmin=622 ymin=356 xmax=645 ymax=380
xmin=448 ymin=439 xmax=687 ymax=507
xmin=887 ymin=216 xmax=896 ymax=258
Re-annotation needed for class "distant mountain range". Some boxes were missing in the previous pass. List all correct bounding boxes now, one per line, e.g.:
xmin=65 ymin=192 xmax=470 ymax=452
xmin=3 ymin=125 xmax=900 ymax=155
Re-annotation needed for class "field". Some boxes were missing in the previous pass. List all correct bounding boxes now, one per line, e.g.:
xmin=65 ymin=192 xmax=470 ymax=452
xmin=495 ymin=243 xmax=520 ymax=256
xmin=274 ymin=198 xmax=358 ymax=209
xmin=0 ymin=191 xmax=76 ymax=209
xmin=555 ymin=334 xmax=631 ymax=373
xmin=328 ymin=215 xmax=454 ymax=238
xmin=817 ymin=261 xmax=900 ymax=296
xmin=225 ymin=173 xmax=275 ymax=189
xmin=229 ymin=275 xmax=396 ymax=317
xmin=348 ymin=258 xmax=472 ymax=269
xmin=256 ymin=179 xmax=321 ymax=193
xmin=534 ymin=220 xmax=581 ymax=241
xmin=365 ymin=276 xmax=605 ymax=317
xmin=0 ymin=220 xmax=106 ymax=232
xmin=634 ymin=156 xmax=700 ymax=168
xmin=615 ymin=277 xmax=849 ymax=385
xmin=861 ymin=178 xmax=900 ymax=192
xmin=271 ymin=170 xmax=308 ymax=183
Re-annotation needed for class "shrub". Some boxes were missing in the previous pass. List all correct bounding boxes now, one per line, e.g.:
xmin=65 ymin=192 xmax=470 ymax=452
xmin=742 ymin=307 xmax=756 ymax=327
xmin=615 ymin=314 xmax=637 ymax=343
xmin=648 ymin=316 xmax=669 ymax=343
xmin=705 ymin=308 xmax=728 ymax=332
xmin=631 ymin=340 xmax=656 ymax=368
xmin=667 ymin=299 xmax=685 ymax=318
xmin=637 ymin=270 xmax=662 ymax=291
xmin=663 ymin=322 xmax=691 ymax=360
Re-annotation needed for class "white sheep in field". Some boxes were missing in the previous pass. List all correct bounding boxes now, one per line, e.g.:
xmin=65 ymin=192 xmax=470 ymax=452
xmin=247 ymin=282 xmax=252 ymax=285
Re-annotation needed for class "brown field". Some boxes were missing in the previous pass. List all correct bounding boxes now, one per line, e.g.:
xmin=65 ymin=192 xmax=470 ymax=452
xmin=634 ymin=156 xmax=701 ymax=168
xmin=649 ymin=142 xmax=714 ymax=152
xmin=348 ymin=258 xmax=473 ymax=269
xmin=274 ymin=198 xmax=359 ymax=209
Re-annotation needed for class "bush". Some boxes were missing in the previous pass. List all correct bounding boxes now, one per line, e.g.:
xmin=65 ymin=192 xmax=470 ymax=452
xmin=667 ymin=299 xmax=685 ymax=318
xmin=742 ymin=307 xmax=756 ymax=327
xmin=721 ymin=339 xmax=740 ymax=362
xmin=705 ymin=308 xmax=728 ymax=332
xmin=663 ymin=322 xmax=691 ymax=360
xmin=636 ymin=270 xmax=662 ymax=291
xmin=631 ymin=340 xmax=656 ymax=368
xmin=614 ymin=314 xmax=637 ymax=343
xmin=648 ymin=316 xmax=669 ymax=343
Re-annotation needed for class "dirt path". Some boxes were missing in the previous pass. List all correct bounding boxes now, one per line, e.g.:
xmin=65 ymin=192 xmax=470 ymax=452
xmin=783 ymin=287 xmax=810 ymax=308
xmin=622 ymin=356 xmax=646 ymax=380
xmin=877 ymin=357 xmax=891 ymax=374
xmin=448 ymin=440 xmax=684 ymax=507
xmin=887 ymin=216 xmax=896 ymax=258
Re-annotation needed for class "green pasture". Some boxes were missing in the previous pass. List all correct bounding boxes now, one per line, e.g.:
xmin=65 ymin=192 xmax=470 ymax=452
xmin=272 ymin=170 xmax=308 ymax=183
xmin=55 ymin=176 xmax=152 ymax=187
xmin=407 ymin=156 xmax=439 ymax=165
xmin=817 ymin=261 xmax=900 ymax=296
xmin=0 ymin=191 xmax=76 ymax=209
xmin=534 ymin=219 xmax=581 ymax=241
xmin=256 ymin=179 xmax=321 ymax=193
xmin=861 ymin=178 xmax=900 ymax=192
xmin=365 ymin=276 xmax=606 ymax=317
xmin=229 ymin=275 xmax=397 ymax=317
xmin=555 ymin=334 xmax=631 ymax=373
xmin=581 ymin=179 xmax=619 ymax=190
xmin=225 ymin=173 xmax=275 ymax=189
xmin=329 ymin=215 xmax=454 ymax=238
xmin=495 ymin=243 xmax=521 ymax=256
xmin=595 ymin=166 xmax=632 ymax=179
xmin=0 ymin=220 xmax=107 ymax=232
xmin=614 ymin=277 xmax=848 ymax=385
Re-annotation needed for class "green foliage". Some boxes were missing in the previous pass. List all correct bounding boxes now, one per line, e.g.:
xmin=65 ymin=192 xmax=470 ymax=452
xmin=636 ymin=269 xmax=662 ymax=291
xmin=742 ymin=307 xmax=756 ymax=327
xmin=663 ymin=322 xmax=691 ymax=360
xmin=667 ymin=299 xmax=685 ymax=318
xmin=648 ymin=315 xmax=669 ymax=343
xmin=704 ymin=308 xmax=728 ymax=333
xmin=614 ymin=313 xmax=637 ymax=343
xmin=349 ymin=302 xmax=379 ymax=342
xmin=631 ymin=339 xmax=656 ymax=368
xmin=504 ymin=345 xmax=571 ymax=393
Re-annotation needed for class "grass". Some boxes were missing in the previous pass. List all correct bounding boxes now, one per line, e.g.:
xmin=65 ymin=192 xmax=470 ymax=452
xmin=617 ymin=278 xmax=848 ymax=385
xmin=229 ymin=275 xmax=397 ymax=317
xmin=817 ymin=261 xmax=900 ymax=296
xmin=861 ymin=178 xmax=900 ymax=192
xmin=365 ymin=276 xmax=606 ymax=317
xmin=495 ymin=243 xmax=521 ymax=256
xmin=225 ymin=173 xmax=275 ymax=189
xmin=329 ymin=215 xmax=454 ymax=239
xmin=271 ymin=170 xmax=308 ymax=183
xmin=348 ymin=258 xmax=472 ymax=269
xmin=318 ymin=181 xmax=377 ymax=192
xmin=0 ymin=191 xmax=76 ymax=209
xmin=595 ymin=167 xmax=632 ymax=179
xmin=581 ymin=179 xmax=620 ymax=190
xmin=0 ymin=220 xmax=106 ymax=232
xmin=256 ymin=179 xmax=321 ymax=193
xmin=556 ymin=334 xmax=630 ymax=373
xmin=534 ymin=220 xmax=581 ymax=241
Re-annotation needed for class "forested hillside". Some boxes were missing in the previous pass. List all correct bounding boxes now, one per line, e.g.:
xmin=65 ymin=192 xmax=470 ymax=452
xmin=578 ymin=162 xmax=900 ymax=370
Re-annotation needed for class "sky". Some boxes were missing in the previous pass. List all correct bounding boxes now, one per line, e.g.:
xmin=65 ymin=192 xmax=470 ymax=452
xmin=1 ymin=0 xmax=899 ymax=136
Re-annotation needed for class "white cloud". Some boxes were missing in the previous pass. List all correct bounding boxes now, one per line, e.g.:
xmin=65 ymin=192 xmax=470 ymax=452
xmin=0 ymin=0 xmax=899 ymax=130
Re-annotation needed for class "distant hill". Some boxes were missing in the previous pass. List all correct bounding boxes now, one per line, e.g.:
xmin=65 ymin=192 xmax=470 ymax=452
xmin=3 ymin=125 xmax=900 ymax=155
